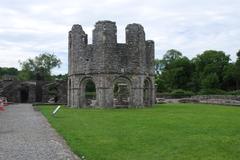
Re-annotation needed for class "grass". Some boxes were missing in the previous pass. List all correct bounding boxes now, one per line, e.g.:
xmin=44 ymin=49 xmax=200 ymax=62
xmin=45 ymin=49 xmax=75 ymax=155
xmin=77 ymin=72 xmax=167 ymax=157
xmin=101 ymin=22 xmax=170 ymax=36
xmin=39 ymin=104 xmax=240 ymax=160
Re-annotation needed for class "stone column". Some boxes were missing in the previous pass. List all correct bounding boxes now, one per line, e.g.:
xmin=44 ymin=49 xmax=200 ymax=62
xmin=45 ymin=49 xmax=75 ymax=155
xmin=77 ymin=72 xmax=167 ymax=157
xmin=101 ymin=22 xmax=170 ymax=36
xmin=131 ymin=76 xmax=144 ymax=107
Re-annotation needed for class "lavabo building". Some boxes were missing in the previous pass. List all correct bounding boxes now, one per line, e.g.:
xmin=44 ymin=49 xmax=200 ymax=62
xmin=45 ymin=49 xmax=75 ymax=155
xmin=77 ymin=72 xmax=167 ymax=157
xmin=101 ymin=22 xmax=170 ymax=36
xmin=68 ymin=20 xmax=155 ymax=108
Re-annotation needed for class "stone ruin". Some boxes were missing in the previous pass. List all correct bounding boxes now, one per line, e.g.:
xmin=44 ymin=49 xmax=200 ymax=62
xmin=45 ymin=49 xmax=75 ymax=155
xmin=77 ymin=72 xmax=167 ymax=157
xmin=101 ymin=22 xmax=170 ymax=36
xmin=0 ymin=80 xmax=67 ymax=104
xmin=68 ymin=20 xmax=155 ymax=108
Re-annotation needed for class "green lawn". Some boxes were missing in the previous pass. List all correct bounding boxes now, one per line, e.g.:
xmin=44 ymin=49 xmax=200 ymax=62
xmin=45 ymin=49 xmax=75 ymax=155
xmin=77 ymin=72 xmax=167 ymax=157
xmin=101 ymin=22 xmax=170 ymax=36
xmin=39 ymin=104 xmax=240 ymax=160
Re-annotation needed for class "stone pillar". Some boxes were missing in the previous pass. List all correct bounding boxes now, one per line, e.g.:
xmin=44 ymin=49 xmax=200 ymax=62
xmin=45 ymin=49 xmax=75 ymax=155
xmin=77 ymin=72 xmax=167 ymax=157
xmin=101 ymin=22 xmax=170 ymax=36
xmin=68 ymin=24 xmax=88 ymax=75
xmin=131 ymin=76 xmax=144 ymax=107
xmin=68 ymin=25 xmax=88 ymax=107
xmin=95 ymin=75 xmax=113 ymax=107
xmin=92 ymin=21 xmax=117 ymax=73
xmin=146 ymin=40 xmax=155 ymax=75
xmin=126 ymin=24 xmax=146 ymax=74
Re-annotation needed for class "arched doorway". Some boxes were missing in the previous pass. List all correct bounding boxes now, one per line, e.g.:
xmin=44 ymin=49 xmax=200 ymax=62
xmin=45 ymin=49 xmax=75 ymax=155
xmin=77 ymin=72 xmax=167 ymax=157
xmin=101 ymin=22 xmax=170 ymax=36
xmin=81 ymin=78 xmax=96 ymax=107
xmin=85 ymin=79 xmax=96 ymax=106
xmin=143 ymin=78 xmax=152 ymax=106
xmin=48 ymin=85 xmax=58 ymax=103
xmin=113 ymin=77 xmax=131 ymax=107
xmin=20 ymin=87 xmax=29 ymax=103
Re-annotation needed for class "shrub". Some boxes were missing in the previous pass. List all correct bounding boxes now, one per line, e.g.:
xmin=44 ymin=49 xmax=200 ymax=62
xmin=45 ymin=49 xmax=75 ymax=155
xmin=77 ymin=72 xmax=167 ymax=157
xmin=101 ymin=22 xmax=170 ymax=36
xmin=226 ymin=90 xmax=240 ymax=95
xmin=170 ymin=89 xmax=194 ymax=98
xmin=179 ymin=98 xmax=200 ymax=103
xmin=198 ymin=89 xmax=226 ymax=95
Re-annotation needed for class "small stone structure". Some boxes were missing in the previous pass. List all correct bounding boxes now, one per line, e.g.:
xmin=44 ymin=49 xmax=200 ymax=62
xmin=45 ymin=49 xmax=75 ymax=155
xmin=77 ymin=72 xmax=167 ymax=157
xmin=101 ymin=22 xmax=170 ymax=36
xmin=68 ymin=20 xmax=155 ymax=108
xmin=0 ymin=80 xmax=67 ymax=103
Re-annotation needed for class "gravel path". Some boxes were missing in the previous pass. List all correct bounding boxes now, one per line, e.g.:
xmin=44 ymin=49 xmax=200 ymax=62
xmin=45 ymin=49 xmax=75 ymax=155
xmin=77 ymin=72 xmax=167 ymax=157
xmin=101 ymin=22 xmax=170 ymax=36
xmin=0 ymin=104 xmax=80 ymax=160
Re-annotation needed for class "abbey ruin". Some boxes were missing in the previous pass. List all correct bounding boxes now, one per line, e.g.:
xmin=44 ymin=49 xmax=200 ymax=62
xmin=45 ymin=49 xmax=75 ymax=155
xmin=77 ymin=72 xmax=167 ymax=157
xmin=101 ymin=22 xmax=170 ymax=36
xmin=68 ymin=20 xmax=155 ymax=108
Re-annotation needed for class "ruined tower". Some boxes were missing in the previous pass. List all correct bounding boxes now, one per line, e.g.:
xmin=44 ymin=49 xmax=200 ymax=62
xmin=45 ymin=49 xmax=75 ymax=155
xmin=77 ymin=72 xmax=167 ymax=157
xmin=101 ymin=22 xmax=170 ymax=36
xmin=68 ymin=20 xmax=155 ymax=108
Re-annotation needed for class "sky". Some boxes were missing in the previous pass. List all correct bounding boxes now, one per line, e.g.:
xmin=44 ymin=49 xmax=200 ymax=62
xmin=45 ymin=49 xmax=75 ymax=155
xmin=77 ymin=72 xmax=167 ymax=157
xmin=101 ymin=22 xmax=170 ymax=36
xmin=0 ymin=0 xmax=239 ymax=74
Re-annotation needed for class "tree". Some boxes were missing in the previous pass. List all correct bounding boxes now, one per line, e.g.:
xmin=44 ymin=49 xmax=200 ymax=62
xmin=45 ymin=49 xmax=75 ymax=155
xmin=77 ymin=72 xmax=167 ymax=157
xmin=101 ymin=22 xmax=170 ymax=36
xmin=155 ymin=49 xmax=194 ymax=91
xmin=237 ymin=50 xmax=240 ymax=59
xmin=223 ymin=63 xmax=238 ymax=90
xmin=193 ymin=50 xmax=230 ymax=90
xmin=202 ymin=73 xmax=220 ymax=89
xmin=235 ymin=50 xmax=240 ymax=89
xmin=162 ymin=49 xmax=183 ymax=69
xmin=161 ymin=56 xmax=194 ymax=90
xmin=19 ymin=53 xmax=62 ymax=80
xmin=0 ymin=67 xmax=18 ymax=76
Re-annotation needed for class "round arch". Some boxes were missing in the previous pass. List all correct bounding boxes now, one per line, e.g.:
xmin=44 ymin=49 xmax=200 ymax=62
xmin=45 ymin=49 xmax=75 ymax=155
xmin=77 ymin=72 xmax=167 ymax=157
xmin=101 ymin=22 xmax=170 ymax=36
xmin=112 ymin=76 xmax=132 ymax=107
xmin=79 ymin=77 xmax=97 ymax=107
xmin=143 ymin=77 xmax=153 ymax=106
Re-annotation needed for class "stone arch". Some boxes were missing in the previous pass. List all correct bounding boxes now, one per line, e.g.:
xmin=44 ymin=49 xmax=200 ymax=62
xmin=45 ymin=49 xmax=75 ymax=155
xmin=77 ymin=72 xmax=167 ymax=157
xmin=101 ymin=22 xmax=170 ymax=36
xmin=143 ymin=77 xmax=153 ymax=106
xmin=112 ymin=76 xmax=132 ymax=107
xmin=79 ymin=77 xmax=97 ymax=107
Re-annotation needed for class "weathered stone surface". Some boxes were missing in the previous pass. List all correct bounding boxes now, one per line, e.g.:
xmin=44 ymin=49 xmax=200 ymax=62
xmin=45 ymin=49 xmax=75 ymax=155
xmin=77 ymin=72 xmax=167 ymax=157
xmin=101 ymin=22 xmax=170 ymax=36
xmin=68 ymin=20 xmax=155 ymax=108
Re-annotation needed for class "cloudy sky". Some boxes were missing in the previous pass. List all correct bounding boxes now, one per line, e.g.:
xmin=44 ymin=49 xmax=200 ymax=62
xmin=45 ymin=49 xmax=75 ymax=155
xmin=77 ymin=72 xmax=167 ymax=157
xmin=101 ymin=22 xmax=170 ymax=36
xmin=0 ymin=0 xmax=239 ymax=74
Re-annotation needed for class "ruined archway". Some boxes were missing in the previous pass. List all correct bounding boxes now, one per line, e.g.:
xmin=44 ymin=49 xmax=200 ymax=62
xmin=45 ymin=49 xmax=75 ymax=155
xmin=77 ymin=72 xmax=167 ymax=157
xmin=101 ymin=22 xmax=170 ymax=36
xmin=79 ymin=78 xmax=96 ymax=107
xmin=143 ymin=78 xmax=152 ymax=106
xmin=113 ymin=77 xmax=131 ymax=108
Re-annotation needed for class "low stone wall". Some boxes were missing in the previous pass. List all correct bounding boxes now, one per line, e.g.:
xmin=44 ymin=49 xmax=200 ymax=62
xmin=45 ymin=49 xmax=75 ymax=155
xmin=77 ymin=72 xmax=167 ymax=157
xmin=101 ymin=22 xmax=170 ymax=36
xmin=191 ymin=95 xmax=240 ymax=106
xmin=192 ymin=95 xmax=240 ymax=101
xmin=156 ymin=95 xmax=240 ymax=106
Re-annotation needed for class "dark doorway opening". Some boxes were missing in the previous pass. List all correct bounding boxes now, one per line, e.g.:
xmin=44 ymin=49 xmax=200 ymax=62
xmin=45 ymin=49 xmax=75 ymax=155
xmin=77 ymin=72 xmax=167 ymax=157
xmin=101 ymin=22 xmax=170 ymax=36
xmin=20 ymin=88 xmax=29 ymax=103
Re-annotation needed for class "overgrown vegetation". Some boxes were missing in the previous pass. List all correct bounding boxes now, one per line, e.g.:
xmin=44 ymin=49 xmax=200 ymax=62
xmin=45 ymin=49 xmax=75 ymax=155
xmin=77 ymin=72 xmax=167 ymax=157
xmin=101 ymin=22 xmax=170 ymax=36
xmin=39 ymin=104 xmax=240 ymax=160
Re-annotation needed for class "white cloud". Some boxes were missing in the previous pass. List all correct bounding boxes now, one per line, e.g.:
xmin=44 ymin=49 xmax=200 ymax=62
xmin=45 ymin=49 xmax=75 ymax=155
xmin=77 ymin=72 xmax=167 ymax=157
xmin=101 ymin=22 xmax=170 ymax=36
xmin=0 ymin=0 xmax=240 ymax=74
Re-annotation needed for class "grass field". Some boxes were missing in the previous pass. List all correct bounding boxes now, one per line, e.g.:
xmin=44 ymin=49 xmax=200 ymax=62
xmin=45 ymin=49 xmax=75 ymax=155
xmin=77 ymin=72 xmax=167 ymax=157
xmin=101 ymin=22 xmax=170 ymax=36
xmin=39 ymin=104 xmax=240 ymax=160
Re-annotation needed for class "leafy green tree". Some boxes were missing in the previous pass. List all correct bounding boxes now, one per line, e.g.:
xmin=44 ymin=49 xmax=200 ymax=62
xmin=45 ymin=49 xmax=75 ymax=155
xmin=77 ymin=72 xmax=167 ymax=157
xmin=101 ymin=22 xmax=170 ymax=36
xmin=193 ymin=50 xmax=230 ymax=90
xmin=155 ymin=49 xmax=194 ymax=91
xmin=162 ymin=56 xmax=193 ymax=89
xmin=237 ymin=50 xmax=240 ymax=59
xmin=162 ymin=49 xmax=183 ymax=69
xmin=223 ymin=63 xmax=238 ymax=90
xmin=235 ymin=50 xmax=240 ymax=89
xmin=202 ymin=73 xmax=220 ymax=89
xmin=0 ymin=67 xmax=18 ymax=76
xmin=19 ymin=53 xmax=62 ymax=80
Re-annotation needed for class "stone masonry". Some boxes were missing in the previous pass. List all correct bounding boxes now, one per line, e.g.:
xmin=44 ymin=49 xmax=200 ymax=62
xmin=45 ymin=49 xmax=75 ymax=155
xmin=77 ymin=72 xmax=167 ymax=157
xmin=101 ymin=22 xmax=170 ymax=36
xmin=68 ymin=20 xmax=155 ymax=108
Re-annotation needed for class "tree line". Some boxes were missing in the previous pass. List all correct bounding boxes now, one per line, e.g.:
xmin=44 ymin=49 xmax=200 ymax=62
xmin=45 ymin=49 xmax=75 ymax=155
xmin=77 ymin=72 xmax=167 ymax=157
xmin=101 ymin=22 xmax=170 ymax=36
xmin=1 ymin=50 xmax=240 ymax=95
xmin=155 ymin=49 xmax=240 ymax=95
